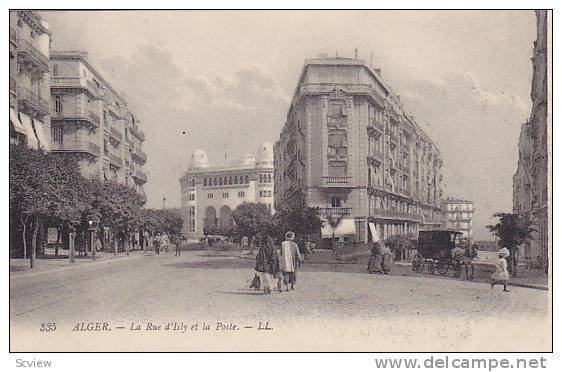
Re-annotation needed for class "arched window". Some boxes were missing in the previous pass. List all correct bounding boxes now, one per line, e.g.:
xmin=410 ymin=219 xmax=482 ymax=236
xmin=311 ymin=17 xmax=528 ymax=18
xmin=234 ymin=176 xmax=238 ymax=184
xmin=229 ymin=176 xmax=232 ymax=185
xmin=214 ymin=177 xmax=217 ymax=186
xmin=219 ymin=178 xmax=223 ymax=186
xmin=204 ymin=178 xmax=207 ymax=186
xmin=224 ymin=177 xmax=227 ymax=185
xmin=245 ymin=175 xmax=249 ymax=184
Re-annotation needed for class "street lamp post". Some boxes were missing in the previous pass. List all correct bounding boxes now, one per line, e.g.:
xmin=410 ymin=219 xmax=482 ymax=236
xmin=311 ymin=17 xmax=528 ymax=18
xmin=88 ymin=220 xmax=96 ymax=261
xmin=69 ymin=226 xmax=76 ymax=264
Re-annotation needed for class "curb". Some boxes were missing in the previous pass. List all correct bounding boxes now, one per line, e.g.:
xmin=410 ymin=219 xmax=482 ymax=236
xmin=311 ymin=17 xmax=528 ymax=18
xmin=10 ymin=252 xmax=149 ymax=279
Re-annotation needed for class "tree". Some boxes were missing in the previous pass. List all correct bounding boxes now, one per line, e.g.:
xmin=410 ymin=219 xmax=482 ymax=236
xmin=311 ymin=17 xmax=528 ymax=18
xmin=9 ymin=145 xmax=86 ymax=267
xmin=486 ymin=212 xmax=536 ymax=277
xmin=232 ymin=202 xmax=271 ymax=252
xmin=272 ymin=205 xmax=322 ymax=244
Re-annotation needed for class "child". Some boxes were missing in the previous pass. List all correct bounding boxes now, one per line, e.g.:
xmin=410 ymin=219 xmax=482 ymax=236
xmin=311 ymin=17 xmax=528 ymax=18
xmin=491 ymin=247 xmax=510 ymax=292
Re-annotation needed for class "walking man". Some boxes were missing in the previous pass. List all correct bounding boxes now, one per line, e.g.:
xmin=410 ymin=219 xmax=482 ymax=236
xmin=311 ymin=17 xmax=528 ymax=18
xmin=279 ymin=231 xmax=302 ymax=291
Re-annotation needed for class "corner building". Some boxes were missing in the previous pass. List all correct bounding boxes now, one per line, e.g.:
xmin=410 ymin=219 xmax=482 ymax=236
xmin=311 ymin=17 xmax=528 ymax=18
xmin=49 ymin=51 xmax=147 ymax=197
xmin=274 ymin=56 xmax=443 ymax=247
xmin=179 ymin=143 xmax=274 ymax=240
xmin=440 ymin=198 xmax=474 ymax=242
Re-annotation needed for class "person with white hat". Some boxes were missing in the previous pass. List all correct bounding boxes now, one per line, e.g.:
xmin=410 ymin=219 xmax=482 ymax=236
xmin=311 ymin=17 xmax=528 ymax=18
xmin=279 ymin=231 xmax=302 ymax=291
xmin=491 ymin=247 xmax=511 ymax=292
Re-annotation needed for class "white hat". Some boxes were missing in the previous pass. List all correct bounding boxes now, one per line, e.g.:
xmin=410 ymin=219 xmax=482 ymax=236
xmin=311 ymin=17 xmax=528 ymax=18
xmin=498 ymin=247 xmax=510 ymax=257
xmin=285 ymin=231 xmax=295 ymax=241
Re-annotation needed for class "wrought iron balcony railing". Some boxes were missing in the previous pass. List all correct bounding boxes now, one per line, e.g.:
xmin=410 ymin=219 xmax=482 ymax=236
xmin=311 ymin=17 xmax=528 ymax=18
xmin=17 ymin=38 xmax=49 ymax=72
xmin=18 ymin=86 xmax=49 ymax=116
xmin=318 ymin=207 xmax=352 ymax=216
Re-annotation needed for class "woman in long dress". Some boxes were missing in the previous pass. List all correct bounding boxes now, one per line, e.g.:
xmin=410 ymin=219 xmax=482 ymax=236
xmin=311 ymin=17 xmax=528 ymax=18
xmin=255 ymin=235 xmax=275 ymax=294
xmin=381 ymin=244 xmax=392 ymax=275
xmin=367 ymin=242 xmax=383 ymax=274
xmin=491 ymin=247 xmax=510 ymax=292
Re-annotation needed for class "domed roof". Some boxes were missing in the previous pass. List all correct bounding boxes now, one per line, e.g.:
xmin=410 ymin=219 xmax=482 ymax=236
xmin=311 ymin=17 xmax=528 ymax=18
xmin=190 ymin=149 xmax=209 ymax=169
xmin=256 ymin=142 xmax=273 ymax=164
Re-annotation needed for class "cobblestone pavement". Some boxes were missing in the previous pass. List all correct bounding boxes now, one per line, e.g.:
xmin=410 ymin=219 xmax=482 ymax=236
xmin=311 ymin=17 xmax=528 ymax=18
xmin=10 ymin=251 xmax=551 ymax=352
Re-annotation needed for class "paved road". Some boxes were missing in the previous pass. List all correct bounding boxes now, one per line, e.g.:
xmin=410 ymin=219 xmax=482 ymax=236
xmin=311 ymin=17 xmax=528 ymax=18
xmin=10 ymin=251 xmax=551 ymax=352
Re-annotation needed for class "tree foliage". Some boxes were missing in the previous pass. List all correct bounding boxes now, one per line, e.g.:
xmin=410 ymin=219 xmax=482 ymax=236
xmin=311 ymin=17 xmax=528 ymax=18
xmin=271 ymin=205 xmax=322 ymax=243
xmin=232 ymin=202 xmax=272 ymax=240
xmin=486 ymin=212 xmax=536 ymax=276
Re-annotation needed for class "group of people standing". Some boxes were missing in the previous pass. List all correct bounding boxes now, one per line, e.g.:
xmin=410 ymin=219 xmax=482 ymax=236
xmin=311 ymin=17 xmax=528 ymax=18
xmin=255 ymin=231 xmax=303 ymax=294
xmin=367 ymin=241 xmax=392 ymax=275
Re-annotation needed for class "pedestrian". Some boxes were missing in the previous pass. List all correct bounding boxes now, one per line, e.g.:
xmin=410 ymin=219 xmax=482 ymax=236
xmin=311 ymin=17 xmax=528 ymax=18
xmin=175 ymin=236 xmax=181 ymax=256
xmin=94 ymin=237 xmax=103 ymax=253
xmin=279 ymin=231 xmax=302 ymax=291
xmin=491 ymin=247 xmax=511 ymax=292
xmin=367 ymin=242 xmax=383 ymax=274
xmin=274 ymin=244 xmax=285 ymax=292
xmin=310 ymin=240 xmax=316 ymax=254
xmin=381 ymin=243 xmax=392 ymax=274
xmin=255 ymin=235 xmax=275 ymax=294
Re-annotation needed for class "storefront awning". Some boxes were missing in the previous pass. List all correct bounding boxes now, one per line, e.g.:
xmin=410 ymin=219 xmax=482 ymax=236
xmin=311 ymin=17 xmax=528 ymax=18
xmin=19 ymin=112 xmax=39 ymax=150
xmin=9 ymin=108 xmax=26 ymax=135
xmin=368 ymin=222 xmax=380 ymax=242
xmin=32 ymin=119 xmax=49 ymax=150
xmin=322 ymin=219 xmax=356 ymax=238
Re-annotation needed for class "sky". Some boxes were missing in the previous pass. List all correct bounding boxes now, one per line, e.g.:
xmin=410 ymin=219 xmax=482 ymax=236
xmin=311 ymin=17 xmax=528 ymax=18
xmin=41 ymin=10 xmax=537 ymax=240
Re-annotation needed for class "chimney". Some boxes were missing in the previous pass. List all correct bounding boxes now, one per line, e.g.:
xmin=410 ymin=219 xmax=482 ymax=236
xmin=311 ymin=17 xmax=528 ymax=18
xmin=354 ymin=48 xmax=358 ymax=59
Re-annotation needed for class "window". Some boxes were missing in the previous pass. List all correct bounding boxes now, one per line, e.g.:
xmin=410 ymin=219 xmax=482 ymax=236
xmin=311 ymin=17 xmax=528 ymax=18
xmin=204 ymin=178 xmax=207 ymax=186
xmin=328 ymin=161 xmax=347 ymax=177
xmin=213 ymin=178 xmax=217 ymax=186
xmin=189 ymin=194 xmax=195 ymax=201
xmin=245 ymin=175 xmax=249 ymax=184
xmin=52 ymin=127 xmax=63 ymax=143
xmin=224 ymin=177 xmax=227 ymax=185
xmin=229 ymin=176 xmax=232 ymax=185
xmin=223 ymin=192 xmax=229 ymax=198
xmin=238 ymin=191 xmax=245 ymax=198
xmin=53 ymin=64 xmax=60 ymax=76
xmin=53 ymin=95 xmax=63 ymax=115
xmin=267 ymin=190 xmax=271 ymax=197
xmin=234 ymin=176 xmax=238 ymax=184
xmin=331 ymin=197 xmax=342 ymax=208
xmin=259 ymin=191 xmax=263 ymax=197
xmin=328 ymin=132 xmax=348 ymax=156
xmin=207 ymin=193 xmax=214 ymax=199
xmin=259 ymin=174 xmax=263 ymax=183
xmin=219 ymin=178 xmax=223 ymax=186
xmin=267 ymin=174 xmax=272 ymax=183
xmin=103 ymin=139 xmax=109 ymax=154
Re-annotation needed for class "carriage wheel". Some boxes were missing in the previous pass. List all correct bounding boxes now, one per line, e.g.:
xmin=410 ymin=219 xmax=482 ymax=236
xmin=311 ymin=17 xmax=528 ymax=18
xmin=437 ymin=262 xmax=448 ymax=275
xmin=427 ymin=260 xmax=436 ymax=275
xmin=412 ymin=254 xmax=424 ymax=273
xmin=453 ymin=262 xmax=463 ymax=278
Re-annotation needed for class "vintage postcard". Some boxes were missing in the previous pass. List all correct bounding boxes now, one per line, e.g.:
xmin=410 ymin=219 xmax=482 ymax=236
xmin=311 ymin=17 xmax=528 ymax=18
xmin=8 ymin=9 xmax=552 ymax=353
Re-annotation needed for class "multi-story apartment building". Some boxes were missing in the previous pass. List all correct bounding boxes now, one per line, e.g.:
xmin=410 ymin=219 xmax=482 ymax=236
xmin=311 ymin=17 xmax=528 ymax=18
xmin=440 ymin=198 xmax=474 ymax=243
xmin=179 ymin=143 xmax=274 ymax=240
xmin=49 ymin=51 xmax=147 ymax=197
xmin=9 ymin=10 xmax=51 ymax=150
xmin=513 ymin=10 xmax=549 ymax=267
xmin=274 ymin=55 xmax=443 ymax=247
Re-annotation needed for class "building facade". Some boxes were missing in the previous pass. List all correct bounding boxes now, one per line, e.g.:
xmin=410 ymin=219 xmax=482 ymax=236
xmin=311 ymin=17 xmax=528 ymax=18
xmin=9 ymin=11 xmax=52 ymax=150
xmin=274 ymin=55 xmax=443 ymax=247
xmin=440 ymin=198 xmax=474 ymax=242
xmin=49 ymin=51 xmax=147 ymax=197
xmin=179 ymin=143 xmax=274 ymax=240
xmin=513 ymin=10 xmax=549 ymax=267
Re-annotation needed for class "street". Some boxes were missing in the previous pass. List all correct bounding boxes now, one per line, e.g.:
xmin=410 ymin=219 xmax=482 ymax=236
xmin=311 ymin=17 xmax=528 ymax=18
xmin=10 ymin=251 xmax=551 ymax=352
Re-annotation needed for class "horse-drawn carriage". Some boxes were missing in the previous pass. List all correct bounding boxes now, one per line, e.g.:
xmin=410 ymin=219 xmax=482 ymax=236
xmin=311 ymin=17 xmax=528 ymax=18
xmin=411 ymin=230 xmax=478 ymax=279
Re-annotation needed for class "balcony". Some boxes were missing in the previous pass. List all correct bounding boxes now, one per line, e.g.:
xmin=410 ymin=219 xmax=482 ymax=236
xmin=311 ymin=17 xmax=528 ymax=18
xmin=299 ymin=83 xmax=386 ymax=107
xmin=131 ymin=148 xmax=147 ymax=165
xmin=51 ymin=76 xmax=101 ymax=98
xmin=129 ymin=125 xmax=145 ymax=141
xmin=109 ymin=126 xmax=123 ymax=142
xmin=367 ymin=119 xmax=384 ymax=134
xmin=368 ymin=151 xmax=384 ymax=164
xmin=372 ymin=209 xmax=421 ymax=222
xmin=390 ymin=132 xmax=399 ymax=144
xmin=10 ymin=27 xmax=18 ymax=46
xmin=17 ymin=39 xmax=49 ymax=73
xmin=109 ymin=152 xmax=123 ymax=168
xmin=319 ymin=207 xmax=352 ymax=216
xmin=323 ymin=176 xmax=352 ymax=187
xmin=133 ymin=169 xmax=148 ymax=184
xmin=51 ymin=108 xmax=100 ymax=128
xmin=18 ymin=86 xmax=49 ymax=117
xmin=106 ymin=103 xmax=124 ymax=119
xmin=51 ymin=140 xmax=100 ymax=158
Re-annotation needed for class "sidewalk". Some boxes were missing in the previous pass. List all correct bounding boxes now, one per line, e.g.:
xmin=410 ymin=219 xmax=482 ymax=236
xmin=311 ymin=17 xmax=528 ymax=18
xmin=10 ymin=249 xmax=149 ymax=278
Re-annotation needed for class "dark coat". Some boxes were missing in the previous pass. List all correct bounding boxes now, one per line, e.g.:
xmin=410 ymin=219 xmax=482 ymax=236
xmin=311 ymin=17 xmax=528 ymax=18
xmin=255 ymin=243 xmax=275 ymax=274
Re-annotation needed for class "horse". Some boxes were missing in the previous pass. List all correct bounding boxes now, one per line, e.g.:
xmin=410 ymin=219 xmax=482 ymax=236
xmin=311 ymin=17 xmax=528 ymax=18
xmin=451 ymin=244 xmax=479 ymax=280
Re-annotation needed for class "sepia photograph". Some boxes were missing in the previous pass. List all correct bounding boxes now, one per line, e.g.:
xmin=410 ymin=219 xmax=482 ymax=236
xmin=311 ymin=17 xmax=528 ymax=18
xmin=7 ymin=8 xmax=552 ymax=353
